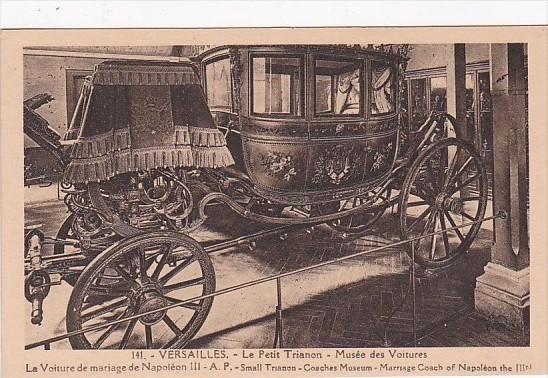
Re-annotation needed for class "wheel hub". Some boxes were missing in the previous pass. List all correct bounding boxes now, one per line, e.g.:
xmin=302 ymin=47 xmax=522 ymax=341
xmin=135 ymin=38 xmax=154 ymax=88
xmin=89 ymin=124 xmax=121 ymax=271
xmin=435 ymin=193 xmax=463 ymax=214
xmin=132 ymin=287 xmax=168 ymax=325
xmin=139 ymin=293 xmax=167 ymax=325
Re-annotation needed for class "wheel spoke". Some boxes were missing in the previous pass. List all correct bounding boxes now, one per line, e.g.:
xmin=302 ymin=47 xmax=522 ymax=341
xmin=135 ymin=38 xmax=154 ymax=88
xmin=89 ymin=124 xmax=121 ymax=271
xmin=138 ymin=248 xmax=149 ymax=282
xmin=443 ymin=209 xmax=465 ymax=242
xmin=159 ymin=257 xmax=195 ymax=284
xmin=163 ymin=277 xmax=205 ymax=293
xmin=118 ymin=318 xmax=138 ymax=349
xmin=439 ymin=212 xmax=451 ymax=257
xmin=165 ymin=296 xmax=202 ymax=311
xmin=144 ymin=252 xmax=160 ymax=271
xmin=81 ymin=298 xmax=129 ymax=323
xmin=128 ymin=254 xmax=138 ymax=278
xmin=442 ymin=147 xmax=462 ymax=188
xmin=93 ymin=308 xmax=129 ymax=349
xmin=448 ymin=174 xmax=479 ymax=196
xmin=460 ymin=211 xmax=476 ymax=222
xmin=446 ymin=156 xmax=474 ymax=190
xmin=461 ymin=196 xmax=482 ymax=202
xmin=408 ymin=205 xmax=434 ymax=233
xmin=113 ymin=264 xmax=139 ymax=289
xmin=145 ymin=325 xmax=153 ymax=349
xmin=347 ymin=214 xmax=355 ymax=229
xmin=429 ymin=212 xmax=439 ymax=260
xmin=152 ymin=244 xmax=172 ymax=281
xmin=162 ymin=314 xmax=181 ymax=335
xmin=424 ymin=209 xmax=437 ymax=235
xmin=406 ymin=200 xmax=429 ymax=207
xmin=417 ymin=209 xmax=436 ymax=256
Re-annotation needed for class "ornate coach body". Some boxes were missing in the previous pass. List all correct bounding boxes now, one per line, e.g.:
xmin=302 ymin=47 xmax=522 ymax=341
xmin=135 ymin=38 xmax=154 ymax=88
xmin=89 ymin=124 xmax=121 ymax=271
xmin=197 ymin=45 xmax=400 ymax=204
xmin=23 ymin=44 xmax=489 ymax=350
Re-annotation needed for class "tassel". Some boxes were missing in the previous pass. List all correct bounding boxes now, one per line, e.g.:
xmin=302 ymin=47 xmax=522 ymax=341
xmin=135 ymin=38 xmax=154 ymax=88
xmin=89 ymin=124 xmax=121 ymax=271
xmin=64 ymin=137 xmax=233 ymax=184
xmin=193 ymin=146 xmax=235 ymax=168
xmin=69 ymin=128 xmax=131 ymax=159
xmin=92 ymin=67 xmax=200 ymax=86
xmin=190 ymin=128 xmax=228 ymax=147
xmin=174 ymin=126 xmax=191 ymax=145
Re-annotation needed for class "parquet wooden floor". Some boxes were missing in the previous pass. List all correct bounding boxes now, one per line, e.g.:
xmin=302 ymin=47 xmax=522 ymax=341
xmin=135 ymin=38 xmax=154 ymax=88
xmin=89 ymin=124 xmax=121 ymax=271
xmin=189 ymin=211 xmax=529 ymax=349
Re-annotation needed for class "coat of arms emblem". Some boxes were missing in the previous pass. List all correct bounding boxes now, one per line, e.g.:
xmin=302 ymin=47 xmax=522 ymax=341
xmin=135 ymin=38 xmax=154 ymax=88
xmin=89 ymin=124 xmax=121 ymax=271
xmin=312 ymin=145 xmax=362 ymax=186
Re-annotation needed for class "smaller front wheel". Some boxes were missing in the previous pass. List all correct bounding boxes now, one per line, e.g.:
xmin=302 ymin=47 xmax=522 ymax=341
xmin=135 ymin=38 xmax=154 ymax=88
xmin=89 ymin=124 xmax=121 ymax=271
xmin=399 ymin=138 xmax=488 ymax=269
xmin=66 ymin=231 xmax=215 ymax=349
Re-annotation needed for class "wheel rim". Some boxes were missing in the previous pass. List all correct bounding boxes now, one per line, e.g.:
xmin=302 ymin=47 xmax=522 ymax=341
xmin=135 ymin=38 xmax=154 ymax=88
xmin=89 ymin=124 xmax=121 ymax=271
xmin=54 ymin=214 xmax=83 ymax=286
xmin=54 ymin=214 xmax=78 ymax=255
xmin=54 ymin=213 xmax=120 ymax=286
xmin=67 ymin=232 xmax=215 ymax=349
xmin=400 ymin=138 xmax=488 ymax=268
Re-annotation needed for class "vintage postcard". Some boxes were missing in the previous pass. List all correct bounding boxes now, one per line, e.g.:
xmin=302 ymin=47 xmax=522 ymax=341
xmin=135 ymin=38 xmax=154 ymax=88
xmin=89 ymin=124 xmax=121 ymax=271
xmin=1 ymin=26 xmax=547 ymax=377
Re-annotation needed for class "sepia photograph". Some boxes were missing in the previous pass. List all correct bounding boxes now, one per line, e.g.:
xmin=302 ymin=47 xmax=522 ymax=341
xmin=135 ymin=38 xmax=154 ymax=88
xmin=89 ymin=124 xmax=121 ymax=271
xmin=21 ymin=42 xmax=530 ymax=351
xmin=1 ymin=19 xmax=546 ymax=377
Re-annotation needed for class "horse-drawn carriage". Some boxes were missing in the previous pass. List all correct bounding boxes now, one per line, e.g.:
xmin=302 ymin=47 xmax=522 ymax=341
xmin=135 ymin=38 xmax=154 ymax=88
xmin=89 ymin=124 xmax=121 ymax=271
xmin=24 ymin=45 xmax=487 ymax=349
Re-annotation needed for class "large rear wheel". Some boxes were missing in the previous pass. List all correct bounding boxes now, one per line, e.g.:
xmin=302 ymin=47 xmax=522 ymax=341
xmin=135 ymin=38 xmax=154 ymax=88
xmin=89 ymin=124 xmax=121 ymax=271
xmin=399 ymin=138 xmax=488 ymax=269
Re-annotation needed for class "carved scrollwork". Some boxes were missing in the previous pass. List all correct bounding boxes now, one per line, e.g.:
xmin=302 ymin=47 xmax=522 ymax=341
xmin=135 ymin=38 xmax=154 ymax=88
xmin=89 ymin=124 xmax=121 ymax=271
xmin=229 ymin=48 xmax=243 ymax=113
xmin=244 ymin=123 xmax=306 ymax=137
xmin=311 ymin=122 xmax=367 ymax=138
xmin=370 ymin=142 xmax=394 ymax=172
xmin=396 ymin=44 xmax=412 ymax=152
xmin=369 ymin=118 xmax=398 ymax=134
xmin=310 ymin=119 xmax=397 ymax=138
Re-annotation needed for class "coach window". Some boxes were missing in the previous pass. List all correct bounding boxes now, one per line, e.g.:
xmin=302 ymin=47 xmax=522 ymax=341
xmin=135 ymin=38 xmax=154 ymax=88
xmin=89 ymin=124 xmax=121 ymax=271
xmin=314 ymin=58 xmax=362 ymax=116
xmin=251 ymin=56 xmax=303 ymax=116
xmin=205 ymin=57 xmax=232 ymax=110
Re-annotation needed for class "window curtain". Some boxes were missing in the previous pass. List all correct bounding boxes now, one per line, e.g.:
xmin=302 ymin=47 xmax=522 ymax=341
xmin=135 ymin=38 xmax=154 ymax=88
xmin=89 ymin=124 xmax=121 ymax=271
xmin=335 ymin=68 xmax=360 ymax=114
xmin=372 ymin=66 xmax=394 ymax=114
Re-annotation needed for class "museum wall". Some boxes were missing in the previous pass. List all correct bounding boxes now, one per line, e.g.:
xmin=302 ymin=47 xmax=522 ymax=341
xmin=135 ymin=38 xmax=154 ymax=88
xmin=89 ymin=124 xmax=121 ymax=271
xmin=406 ymin=43 xmax=490 ymax=72
xmin=30 ymin=46 xmax=175 ymax=56
xmin=24 ymin=54 xmax=106 ymax=147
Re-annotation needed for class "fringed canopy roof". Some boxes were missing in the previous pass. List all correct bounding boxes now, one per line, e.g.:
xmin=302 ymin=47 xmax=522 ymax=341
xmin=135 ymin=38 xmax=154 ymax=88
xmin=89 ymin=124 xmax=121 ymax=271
xmin=63 ymin=60 xmax=234 ymax=184
xmin=91 ymin=60 xmax=201 ymax=86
